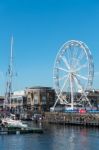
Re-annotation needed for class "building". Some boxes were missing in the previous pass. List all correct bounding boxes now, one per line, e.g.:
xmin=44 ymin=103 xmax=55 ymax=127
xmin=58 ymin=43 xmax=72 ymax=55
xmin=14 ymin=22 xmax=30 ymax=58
xmin=0 ymin=96 xmax=4 ymax=111
xmin=56 ymin=90 xmax=99 ymax=110
xmin=10 ymin=90 xmax=27 ymax=114
xmin=25 ymin=86 xmax=55 ymax=113
xmin=87 ymin=90 xmax=99 ymax=109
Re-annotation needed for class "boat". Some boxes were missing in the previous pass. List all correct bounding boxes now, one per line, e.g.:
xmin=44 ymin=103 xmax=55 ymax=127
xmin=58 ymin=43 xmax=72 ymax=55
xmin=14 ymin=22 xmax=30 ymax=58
xmin=2 ymin=118 xmax=27 ymax=128
xmin=1 ymin=116 xmax=28 ymax=128
xmin=0 ymin=115 xmax=43 ymax=135
xmin=1 ymin=37 xmax=28 ymax=129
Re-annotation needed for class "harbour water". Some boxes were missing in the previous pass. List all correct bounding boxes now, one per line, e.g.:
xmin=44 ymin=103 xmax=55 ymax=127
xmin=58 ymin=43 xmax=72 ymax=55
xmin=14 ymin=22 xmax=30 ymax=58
xmin=0 ymin=122 xmax=99 ymax=150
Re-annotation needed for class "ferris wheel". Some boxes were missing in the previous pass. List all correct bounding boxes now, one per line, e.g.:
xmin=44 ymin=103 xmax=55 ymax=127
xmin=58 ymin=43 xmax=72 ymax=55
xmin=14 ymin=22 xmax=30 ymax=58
xmin=53 ymin=40 xmax=94 ymax=110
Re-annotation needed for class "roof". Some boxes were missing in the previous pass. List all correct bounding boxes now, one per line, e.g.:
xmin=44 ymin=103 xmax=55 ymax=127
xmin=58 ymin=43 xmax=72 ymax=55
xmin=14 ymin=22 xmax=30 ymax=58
xmin=0 ymin=96 xmax=4 ymax=100
xmin=28 ymin=86 xmax=53 ymax=90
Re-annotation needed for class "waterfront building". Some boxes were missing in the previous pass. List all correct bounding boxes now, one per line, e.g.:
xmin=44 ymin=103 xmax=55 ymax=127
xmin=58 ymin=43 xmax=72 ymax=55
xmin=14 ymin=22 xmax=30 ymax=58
xmin=10 ymin=90 xmax=27 ymax=114
xmin=2 ymin=88 xmax=99 ymax=116
xmin=0 ymin=96 xmax=4 ymax=111
xmin=87 ymin=90 xmax=99 ymax=109
xmin=25 ymin=86 xmax=55 ymax=113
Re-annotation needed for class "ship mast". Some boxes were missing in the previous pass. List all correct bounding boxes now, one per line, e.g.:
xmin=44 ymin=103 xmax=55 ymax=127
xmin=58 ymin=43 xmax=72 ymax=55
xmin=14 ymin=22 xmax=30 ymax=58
xmin=9 ymin=36 xmax=13 ymax=109
xmin=5 ymin=36 xmax=14 ymax=111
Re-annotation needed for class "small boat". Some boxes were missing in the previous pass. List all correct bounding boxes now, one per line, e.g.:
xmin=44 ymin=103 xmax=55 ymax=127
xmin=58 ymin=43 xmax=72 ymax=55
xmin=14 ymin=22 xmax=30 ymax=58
xmin=1 ymin=114 xmax=27 ymax=128
xmin=0 ymin=115 xmax=43 ymax=135
xmin=2 ymin=117 xmax=27 ymax=128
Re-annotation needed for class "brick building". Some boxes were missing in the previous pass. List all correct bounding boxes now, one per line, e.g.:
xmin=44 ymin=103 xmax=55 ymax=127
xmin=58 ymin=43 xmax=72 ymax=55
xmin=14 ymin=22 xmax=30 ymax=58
xmin=25 ymin=86 xmax=55 ymax=113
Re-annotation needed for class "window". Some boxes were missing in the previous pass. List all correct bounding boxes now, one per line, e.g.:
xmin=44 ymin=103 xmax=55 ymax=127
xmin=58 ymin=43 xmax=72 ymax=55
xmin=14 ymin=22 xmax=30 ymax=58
xmin=34 ymin=95 xmax=39 ymax=104
xmin=42 ymin=96 xmax=46 ymax=105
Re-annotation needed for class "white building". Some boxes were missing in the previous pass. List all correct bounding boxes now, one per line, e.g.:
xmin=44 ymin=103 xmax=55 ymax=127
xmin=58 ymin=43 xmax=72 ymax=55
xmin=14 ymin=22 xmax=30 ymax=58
xmin=11 ymin=90 xmax=26 ymax=114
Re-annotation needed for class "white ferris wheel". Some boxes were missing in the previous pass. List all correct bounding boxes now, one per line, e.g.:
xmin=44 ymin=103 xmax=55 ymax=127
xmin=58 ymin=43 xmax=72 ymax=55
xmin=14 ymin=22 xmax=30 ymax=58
xmin=53 ymin=40 xmax=94 ymax=110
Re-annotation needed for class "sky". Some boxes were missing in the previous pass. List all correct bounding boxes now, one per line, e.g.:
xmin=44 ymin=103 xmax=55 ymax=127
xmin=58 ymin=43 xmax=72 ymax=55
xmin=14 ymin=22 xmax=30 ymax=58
xmin=0 ymin=0 xmax=99 ymax=95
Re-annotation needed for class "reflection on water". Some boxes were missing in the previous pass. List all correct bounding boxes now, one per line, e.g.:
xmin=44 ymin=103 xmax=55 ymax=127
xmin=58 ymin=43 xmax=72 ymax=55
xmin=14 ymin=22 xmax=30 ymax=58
xmin=0 ymin=122 xmax=99 ymax=150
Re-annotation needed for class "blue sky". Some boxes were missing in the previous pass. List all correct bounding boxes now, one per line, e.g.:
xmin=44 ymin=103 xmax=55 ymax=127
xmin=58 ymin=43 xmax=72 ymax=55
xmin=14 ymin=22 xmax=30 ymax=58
xmin=0 ymin=0 xmax=99 ymax=95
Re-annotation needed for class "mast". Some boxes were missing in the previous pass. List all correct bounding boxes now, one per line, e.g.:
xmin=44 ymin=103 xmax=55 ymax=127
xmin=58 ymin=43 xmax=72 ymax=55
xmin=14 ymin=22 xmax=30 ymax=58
xmin=5 ymin=36 xmax=14 ymax=111
xmin=9 ymin=36 xmax=13 ymax=109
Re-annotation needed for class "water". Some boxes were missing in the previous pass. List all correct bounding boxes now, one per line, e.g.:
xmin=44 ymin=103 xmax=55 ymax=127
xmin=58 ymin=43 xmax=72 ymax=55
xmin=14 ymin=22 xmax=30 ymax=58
xmin=0 ymin=122 xmax=99 ymax=150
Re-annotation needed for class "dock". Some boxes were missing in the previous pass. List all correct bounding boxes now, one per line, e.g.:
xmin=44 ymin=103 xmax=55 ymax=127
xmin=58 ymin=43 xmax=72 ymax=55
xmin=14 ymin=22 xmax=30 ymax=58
xmin=0 ymin=127 xmax=43 ymax=135
xmin=43 ymin=112 xmax=99 ymax=127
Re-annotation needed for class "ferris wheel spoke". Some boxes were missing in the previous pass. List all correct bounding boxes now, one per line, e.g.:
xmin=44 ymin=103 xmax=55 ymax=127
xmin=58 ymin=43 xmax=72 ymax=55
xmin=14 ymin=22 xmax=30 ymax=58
xmin=61 ymin=57 xmax=70 ymax=69
xmin=73 ymin=46 xmax=78 ymax=59
xmin=75 ymin=73 xmax=88 ymax=80
xmin=74 ymin=76 xmax=92 ymax=107
xmin=69 ymin=46 xmax=74 ymax=64
xmin=67 ymin=46 xmax=72 ymax=65
xmin=73 ymin=76 xmax=83 ymax=92
xmin=58 ymin=75 xmax=68 ymax=81
xmin=53 ymin=74 xmax=68 ymax=81
xmin=75 ymin=63 xmax=87 ymax=71
xmin=74 ymin=76 xmax=87 ymax=94
xmin=55 ymin=67 xmax=68 ymax=72
xmin=78 ymin=48 xmax=85 ymax=60
xmin=59 ymin=75 xmax=69 ymax=94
